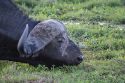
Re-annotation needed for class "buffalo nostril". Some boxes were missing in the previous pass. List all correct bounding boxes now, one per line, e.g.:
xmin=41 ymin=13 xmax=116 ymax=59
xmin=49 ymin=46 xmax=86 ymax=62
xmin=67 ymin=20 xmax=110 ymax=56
xmin=77 ymin=56 xmax=83 ymax=61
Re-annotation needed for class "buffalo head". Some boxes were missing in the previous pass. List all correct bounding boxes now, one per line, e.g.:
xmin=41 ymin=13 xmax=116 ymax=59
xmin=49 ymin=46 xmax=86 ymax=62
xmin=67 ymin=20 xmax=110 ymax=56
xmin=17 ymin=19 xmax=83 ymax=65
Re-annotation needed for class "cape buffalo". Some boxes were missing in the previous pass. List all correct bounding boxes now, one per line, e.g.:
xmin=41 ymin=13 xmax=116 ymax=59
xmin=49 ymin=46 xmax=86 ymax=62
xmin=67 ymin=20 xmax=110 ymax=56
xmin=0 ymin=0 xmax=83 ymax=66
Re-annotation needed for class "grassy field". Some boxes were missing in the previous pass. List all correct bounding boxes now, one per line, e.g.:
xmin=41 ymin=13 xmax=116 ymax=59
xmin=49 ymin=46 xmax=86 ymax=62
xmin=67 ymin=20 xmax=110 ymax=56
xmin=0 ymin=0 xmax=125 ymax=82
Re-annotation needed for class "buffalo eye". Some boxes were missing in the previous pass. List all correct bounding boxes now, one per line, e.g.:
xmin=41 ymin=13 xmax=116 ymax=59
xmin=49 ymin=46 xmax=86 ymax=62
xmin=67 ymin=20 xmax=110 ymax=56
xmin=57 ymin=38 xmax=63 ymax=43
xmin=57 ymin=37 xmax=65 ymax=43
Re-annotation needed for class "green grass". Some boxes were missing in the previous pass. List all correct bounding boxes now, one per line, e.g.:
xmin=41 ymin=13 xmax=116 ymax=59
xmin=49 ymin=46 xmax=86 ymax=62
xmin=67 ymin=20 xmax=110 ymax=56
xmin=15 ymin=0 xmax=125 ymax=23
xmin=0 ymin=0 xmax=125 ymax=82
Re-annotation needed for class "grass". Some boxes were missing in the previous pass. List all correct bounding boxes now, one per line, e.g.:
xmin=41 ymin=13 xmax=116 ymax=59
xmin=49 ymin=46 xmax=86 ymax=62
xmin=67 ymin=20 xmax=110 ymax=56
xmin=15 ymin=0 xmax=125 ymax=23
xmin=0 ymin=0 xmax=125 ymax=82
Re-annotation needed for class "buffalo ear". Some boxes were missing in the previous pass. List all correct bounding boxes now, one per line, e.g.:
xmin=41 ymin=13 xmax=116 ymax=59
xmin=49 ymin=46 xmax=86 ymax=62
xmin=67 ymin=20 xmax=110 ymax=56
xmin=17 ymin=24 xmax=29 ymax=55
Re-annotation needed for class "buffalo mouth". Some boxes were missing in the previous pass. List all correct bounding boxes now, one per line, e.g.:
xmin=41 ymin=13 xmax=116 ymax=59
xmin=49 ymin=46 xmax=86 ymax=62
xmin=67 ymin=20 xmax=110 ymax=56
xmin=39 ymin=55 xmax=83 ymax=66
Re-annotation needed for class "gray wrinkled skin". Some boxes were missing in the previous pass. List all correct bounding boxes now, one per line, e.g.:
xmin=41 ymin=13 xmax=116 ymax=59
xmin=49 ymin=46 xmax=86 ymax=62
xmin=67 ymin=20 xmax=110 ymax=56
xmin=27 ymin=19 xmax=68 ymax=56
xmin=19 ymin=19 xmax=69 ymax=56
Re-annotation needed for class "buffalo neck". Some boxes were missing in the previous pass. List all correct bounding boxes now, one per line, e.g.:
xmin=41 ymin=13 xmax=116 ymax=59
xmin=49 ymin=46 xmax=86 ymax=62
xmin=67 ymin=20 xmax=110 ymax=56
xmin=0 ymin=0 xmax=40 ymax=40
